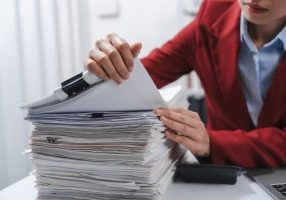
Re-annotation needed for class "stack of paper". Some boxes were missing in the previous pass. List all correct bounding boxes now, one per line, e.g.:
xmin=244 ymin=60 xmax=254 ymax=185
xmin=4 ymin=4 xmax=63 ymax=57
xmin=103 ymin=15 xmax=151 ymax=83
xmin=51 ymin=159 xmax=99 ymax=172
xmin=23 ymin=59 xmax=184 ymax=200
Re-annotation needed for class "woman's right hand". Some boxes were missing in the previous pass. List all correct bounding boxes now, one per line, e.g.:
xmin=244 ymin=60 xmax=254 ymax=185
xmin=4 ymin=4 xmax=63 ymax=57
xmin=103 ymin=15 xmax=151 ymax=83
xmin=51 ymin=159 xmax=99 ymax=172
xmin=85 ymin=33 xmax=142 ymax=84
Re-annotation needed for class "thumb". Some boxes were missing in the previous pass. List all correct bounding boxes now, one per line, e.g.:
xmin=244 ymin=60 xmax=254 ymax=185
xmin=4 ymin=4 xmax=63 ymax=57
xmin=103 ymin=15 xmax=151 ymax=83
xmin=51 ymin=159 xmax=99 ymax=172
xmin=130 ymin=42 xmax=142 ymax=57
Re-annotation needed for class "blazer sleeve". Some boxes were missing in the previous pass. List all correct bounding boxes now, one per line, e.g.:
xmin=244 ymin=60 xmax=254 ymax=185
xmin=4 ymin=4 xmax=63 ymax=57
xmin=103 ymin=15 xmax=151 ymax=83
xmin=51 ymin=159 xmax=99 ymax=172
xmin=140 ymin=14 xmax=203 ymax=89
xmin=208 ymin=127 xmax=286 ymax=168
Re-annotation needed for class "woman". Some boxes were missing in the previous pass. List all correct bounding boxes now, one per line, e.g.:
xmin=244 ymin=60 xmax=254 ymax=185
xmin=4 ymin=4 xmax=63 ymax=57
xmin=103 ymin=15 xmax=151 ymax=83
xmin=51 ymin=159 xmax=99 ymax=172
xmin=85 ymin=0 xmax=286 ymax=168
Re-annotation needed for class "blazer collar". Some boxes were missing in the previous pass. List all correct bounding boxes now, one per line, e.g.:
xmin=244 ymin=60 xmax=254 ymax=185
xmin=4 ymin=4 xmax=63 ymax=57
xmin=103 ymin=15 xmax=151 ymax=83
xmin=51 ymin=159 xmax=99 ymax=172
xmin=209 ymin=1 xmax=241 ymax=39
xmin=258 ymin=54 xmax=286 ymax=127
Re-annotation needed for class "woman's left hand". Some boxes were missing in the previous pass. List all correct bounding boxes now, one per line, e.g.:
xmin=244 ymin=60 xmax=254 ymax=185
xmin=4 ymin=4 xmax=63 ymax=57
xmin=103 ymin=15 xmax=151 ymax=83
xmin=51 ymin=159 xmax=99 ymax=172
xmin=154 ymin=107 xmax=210 ymax=157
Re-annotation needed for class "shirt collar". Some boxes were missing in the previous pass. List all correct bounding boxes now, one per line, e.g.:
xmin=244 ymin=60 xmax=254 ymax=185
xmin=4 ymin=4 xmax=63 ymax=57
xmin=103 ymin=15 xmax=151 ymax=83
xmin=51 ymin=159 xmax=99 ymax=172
xmin=240 ymin=12 xmax=247 ymax=42
xmin=278 ymin=24 xmax=286 ymax=51
xmin=240 ymin=12 xmax=286 ymax=51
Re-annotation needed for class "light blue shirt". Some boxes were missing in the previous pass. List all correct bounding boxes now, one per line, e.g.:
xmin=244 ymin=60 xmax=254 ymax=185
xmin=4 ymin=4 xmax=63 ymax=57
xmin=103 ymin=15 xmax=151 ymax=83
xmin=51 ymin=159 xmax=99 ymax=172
xmin=238 ymin=13 xmax=286 ymax=126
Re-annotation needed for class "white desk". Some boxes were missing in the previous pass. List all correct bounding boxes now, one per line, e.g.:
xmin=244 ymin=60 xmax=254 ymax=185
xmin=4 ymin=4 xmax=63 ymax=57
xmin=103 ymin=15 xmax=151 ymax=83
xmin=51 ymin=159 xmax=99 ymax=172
xmin=0 ymin=174 xmax=272 ymax=200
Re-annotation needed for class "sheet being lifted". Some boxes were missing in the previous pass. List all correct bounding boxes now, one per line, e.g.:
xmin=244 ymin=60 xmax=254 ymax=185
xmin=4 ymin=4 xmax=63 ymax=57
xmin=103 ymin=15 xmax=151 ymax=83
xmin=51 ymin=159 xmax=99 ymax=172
xmin=25 ymin=58 xmax=166 ymax=114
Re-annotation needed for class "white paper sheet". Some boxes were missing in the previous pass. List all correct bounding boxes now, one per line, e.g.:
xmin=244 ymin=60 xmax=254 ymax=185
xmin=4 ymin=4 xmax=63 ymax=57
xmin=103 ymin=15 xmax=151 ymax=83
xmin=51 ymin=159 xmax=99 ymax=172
xmin=26 ymin=58 xmax=166 ymax=114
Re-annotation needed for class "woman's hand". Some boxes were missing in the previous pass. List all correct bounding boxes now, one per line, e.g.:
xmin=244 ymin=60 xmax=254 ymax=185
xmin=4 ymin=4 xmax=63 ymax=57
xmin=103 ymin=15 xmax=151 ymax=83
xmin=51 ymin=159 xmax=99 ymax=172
xmin=154 ymin=107 xmax=210 ymax=157
xmin=85 ymin=33 xmax=142 ymax=84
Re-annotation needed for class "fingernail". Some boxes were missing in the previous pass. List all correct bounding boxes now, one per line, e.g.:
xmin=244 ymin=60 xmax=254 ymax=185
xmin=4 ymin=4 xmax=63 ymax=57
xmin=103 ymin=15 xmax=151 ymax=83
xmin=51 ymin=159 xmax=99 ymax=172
xmin=156 ymin=110 xmax=161 ymax=115
xmin=129 ymin=66 xmax=134 ymax=72
xmin=102 ymin=76 xmax=110 ymax=81
xmin=125 ymin=73 xmax=130 ymax=79
xmin=117 ymin=79 xmax=123 ymax=84
xmin=161 ymin=116 xmax=167 ymax=121
xmin=153 ymin=109 xmax=161 ymax=116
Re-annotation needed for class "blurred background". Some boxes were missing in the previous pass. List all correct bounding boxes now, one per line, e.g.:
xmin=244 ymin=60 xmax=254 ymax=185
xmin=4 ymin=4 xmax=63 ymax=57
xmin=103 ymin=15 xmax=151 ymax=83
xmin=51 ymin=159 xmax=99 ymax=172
xmin=0 ymin=0 xmax=203 ymax=189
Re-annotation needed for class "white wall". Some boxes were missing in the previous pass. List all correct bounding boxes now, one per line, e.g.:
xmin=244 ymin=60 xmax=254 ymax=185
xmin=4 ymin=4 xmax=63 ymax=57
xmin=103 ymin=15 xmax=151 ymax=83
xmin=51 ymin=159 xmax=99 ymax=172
xmin=0 ymin=0 xmax=85 ymax=189
xmin=0 ymin=0 xmax=196 ymax=189
xmin=0 ymin=0 xmax=29 ymax=189
xmin=88 ymin=0 xmax=189 ymax=57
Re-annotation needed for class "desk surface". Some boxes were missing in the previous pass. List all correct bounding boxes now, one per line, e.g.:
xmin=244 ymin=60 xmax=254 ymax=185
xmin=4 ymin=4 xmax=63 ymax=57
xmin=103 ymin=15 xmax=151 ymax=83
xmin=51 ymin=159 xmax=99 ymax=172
xmin=0 ymin=174 xmax=272 ymax=200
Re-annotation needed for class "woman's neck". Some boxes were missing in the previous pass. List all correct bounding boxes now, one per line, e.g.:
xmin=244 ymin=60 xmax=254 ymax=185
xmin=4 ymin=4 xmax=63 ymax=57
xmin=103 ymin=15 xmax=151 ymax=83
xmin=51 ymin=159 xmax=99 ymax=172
xmin=248 ymin=17 xmax=286 ymax=49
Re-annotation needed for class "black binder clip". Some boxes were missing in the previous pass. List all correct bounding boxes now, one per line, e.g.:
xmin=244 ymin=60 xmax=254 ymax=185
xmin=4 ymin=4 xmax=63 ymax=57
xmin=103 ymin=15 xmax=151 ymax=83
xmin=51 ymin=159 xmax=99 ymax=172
xmin=54 ymin=71 xmax=102 ymax=101
xmin=61 ymin=73 xmax=91 ymax=97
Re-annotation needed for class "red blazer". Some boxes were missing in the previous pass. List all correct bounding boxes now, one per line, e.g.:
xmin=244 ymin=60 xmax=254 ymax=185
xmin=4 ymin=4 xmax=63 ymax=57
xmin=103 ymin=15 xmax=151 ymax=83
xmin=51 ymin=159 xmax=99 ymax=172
xmin=141 ymin=0 xmax=286 ymax=168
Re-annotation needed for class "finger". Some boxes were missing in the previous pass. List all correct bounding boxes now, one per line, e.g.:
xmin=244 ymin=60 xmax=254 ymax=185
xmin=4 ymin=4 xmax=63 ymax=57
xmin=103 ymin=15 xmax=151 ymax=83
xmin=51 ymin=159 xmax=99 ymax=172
xmin=157 ymin=107 xmax=200 ymax=120
xmin=165 ymin=131 xmax=197 ymax=151
xmin=89 ymin=49 xmax=123 ymax=84
xmin=155 ymin=109 xmax=204 ymax=130
xmin=156 ymin=109 xmax=192 ymax=125
xmin=96 ymin=39 xmax=130 ymax=79
xmin=174 ymin=107 xmax=201 ymax=120
xmin=160 ymin=116 xmax=199 ymax=140
xmin=166 ymin=131 xmax=206 ymax=156
xmin=166 ymin=131 xmax=205 ymax=156
xmin=130 ymin=42 xmax=142 ymax=57
xmin=107 ymin=33 xmax=134 ymax=72
xmin=165 ymin=131 xmax=187 ymax=145
xmin=84 ymin=58 xmax=109 ymax=80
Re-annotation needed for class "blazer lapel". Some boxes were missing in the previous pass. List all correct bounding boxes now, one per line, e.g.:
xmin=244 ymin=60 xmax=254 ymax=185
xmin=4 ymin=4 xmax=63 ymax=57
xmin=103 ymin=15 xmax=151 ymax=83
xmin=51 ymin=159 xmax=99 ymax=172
xmin=258 ymin=54 xmax=286 ymax=127
xmin=206 ymin=1 xmax=254 ymax=129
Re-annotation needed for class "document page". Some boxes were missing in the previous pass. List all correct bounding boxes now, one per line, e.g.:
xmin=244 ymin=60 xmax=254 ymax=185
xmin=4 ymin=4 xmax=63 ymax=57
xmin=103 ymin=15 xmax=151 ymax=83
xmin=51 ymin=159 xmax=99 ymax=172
xmin=27 ymin=58 xmax=166 ymax=114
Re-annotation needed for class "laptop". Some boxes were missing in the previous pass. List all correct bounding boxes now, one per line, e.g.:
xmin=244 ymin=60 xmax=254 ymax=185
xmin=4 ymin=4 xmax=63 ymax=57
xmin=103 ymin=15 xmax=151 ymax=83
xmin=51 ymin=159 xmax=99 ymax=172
xmin=247 ymin=168 xmax=286 ymax=200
